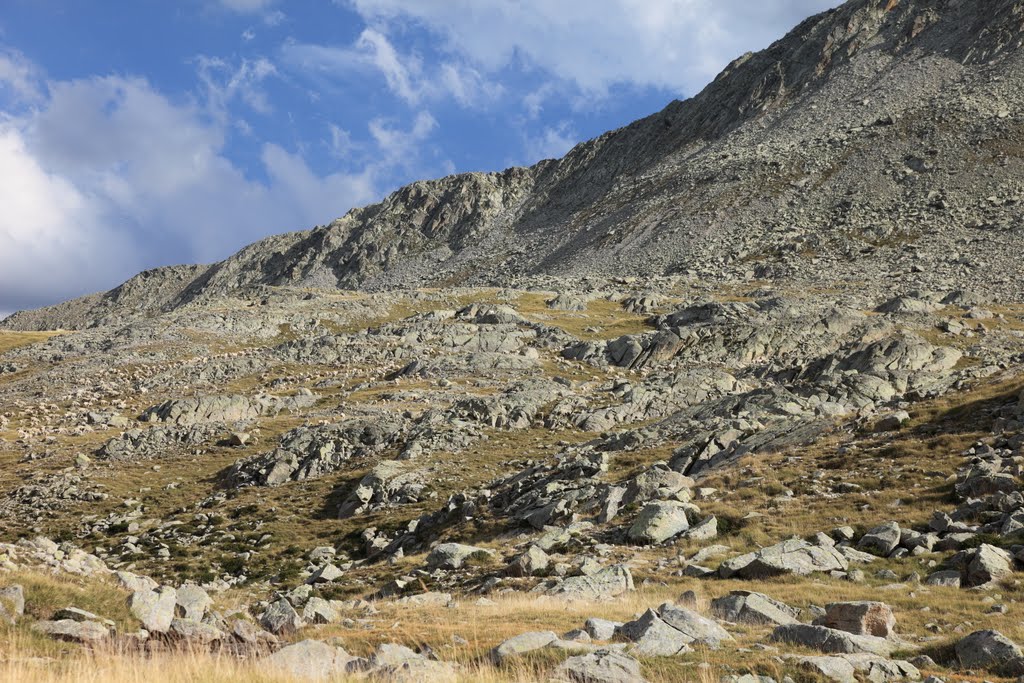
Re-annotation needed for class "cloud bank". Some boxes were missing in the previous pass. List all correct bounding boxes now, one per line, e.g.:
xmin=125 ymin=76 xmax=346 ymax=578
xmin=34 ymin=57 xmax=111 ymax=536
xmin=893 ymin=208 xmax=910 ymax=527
xmin=343 ymin=0 xmax=841 ymax=96
xmin=0 ymin=52 xmax=435 ymax=312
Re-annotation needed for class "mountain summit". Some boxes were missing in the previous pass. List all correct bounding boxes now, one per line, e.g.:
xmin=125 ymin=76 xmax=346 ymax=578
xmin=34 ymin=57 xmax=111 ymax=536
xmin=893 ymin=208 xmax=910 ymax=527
xmin=6 ymin=0 xmax=1024 ymax=329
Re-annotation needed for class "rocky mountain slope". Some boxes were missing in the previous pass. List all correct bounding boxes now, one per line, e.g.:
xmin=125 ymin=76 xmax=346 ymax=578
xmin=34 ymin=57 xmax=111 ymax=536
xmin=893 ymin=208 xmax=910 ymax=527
xmin=4 ymin=1 xmax=1024 ymax=682
xmin=5 ymin=0 xmax=1024 ymax=331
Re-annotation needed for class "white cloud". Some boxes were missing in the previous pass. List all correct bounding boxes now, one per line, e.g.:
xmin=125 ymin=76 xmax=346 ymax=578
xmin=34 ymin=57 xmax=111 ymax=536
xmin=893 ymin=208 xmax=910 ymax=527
xmin=0 ymin=125 xmax=134 ymax=309
xmin=280 ymin=29 xmax=503 ymax=109
xmin=215 ymin=0 xmax=275 ymax=12
xmin=196 ymin=56 xmax=277 ymax=119
xmin=279 ymin=30 xmax=422 ymax=104
xmin=357 ymin=29 xmax=422 ymax=104
xmin=522 ymin=122 xmax=578 ymax=164
xmin=211 ymin=0 xmax=284 ymax=26
xmin=440 ymin=62 xmax=503 ymax=108
xmin=261 ymin=143 xmax=376 ymax=225
xmin=328 ymin=124 xmax=354 ymax=158
xmin=262 ymin=10 xmax=286 ymax=26
xmin=0 ymin=59 xmax=442 ymax=313
xmin=522 ymin=83 xmax=556 ymax=120
xmin=368 ymin=111 xmax=438 ymax=166
xmin=0 ymin=48 xmax=43 ymax=104
xmin=345 ymin=0 xmax=843 ymax=96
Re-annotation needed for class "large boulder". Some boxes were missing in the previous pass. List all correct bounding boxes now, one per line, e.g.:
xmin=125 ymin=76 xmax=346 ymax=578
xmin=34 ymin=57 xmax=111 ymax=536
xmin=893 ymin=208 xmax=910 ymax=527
xmin=955 ymin=630 xmax=1024 ymax=676
xmin=491 ymin=631 xmax=559 ymax=664
xmin=127 ymin=586 xmax=177 ymax=633
xmin=711 ymin=591 xmax=801 ymax=626
xmin=617 ymin=604 xmax=731 ymax=656
xmin=52 ymin=607 xmax=113 ymax=626
xmin=174 ymin=584 xmax=212 ymax=622
xmin=231 ymin=618 xmax=279 ymax=646
xmin=820 ymin=602 xmax=897 ymax=638
xmin=627 ymin=502 xmax=690 ymax=544
xmin=719 ymin=539 xmax=847 ymax=579
xmin=791 ymin=656 xmax=857 ymax=683
xmin=842 ymin=654 xmax=920 ymax=682
xmin=925 ymin=570 xmax=961 ymax=587
xmin=585 ymin=618 xmax=623 ymax=641
xmin=657 ymin=604 xmax=732 ymax=647
xmin=337 ymin=461 xmax=426 ymax=518
xmin=507 ymin=545 xmax=550 ymax=577
xmin=965 ymin=544 xmax=1014 ymax=587
xmin=141 ymin=395 xmax=254 ymax=425
xmin=140 ymin=393 xmax=316 ymax=426
xmin=875 ymin=296 xmax=940 ymax=315
xmin=623 ymin=467 xmax=694 ymax=505
xmin=426 ymin=543 xmax=495 ymax=570
xmin=259 ymin=598 xmax=304 ymax=636
xmin=266 ymin=639 xmax=357 ymax=680
xmin=554 ymin=650 xmax=649 ymax=683
xmin=113 ymin=571 xmax=158 ymax=593
xmin=302 ymin=597 xmax=340 ymax=624
xmin=540 ymin=565 xmax=635 ymax=601
xmin=168 ymin=618 xmax=226 ymax=644
xmin=32 ymin=619 xmax=111 ymax=643
xmin=365 ymin=643 xmax=458 ymax=681
xmin=307 ymin=563 xmax=344 ymax=584
xmin=615 ymin=609 xmax=691 ymax=656
xmin=228 ymin=418 xmax=403 ymax=487
xmin=771 ymin=624 xmax=896 ymax=657
xmin=857 ymin=522 xmax=901 ymax=556
xmin=684 ymin=515 xmax=718 ymax=542
xmin=547 ymin=293 xmax=589 ymax=311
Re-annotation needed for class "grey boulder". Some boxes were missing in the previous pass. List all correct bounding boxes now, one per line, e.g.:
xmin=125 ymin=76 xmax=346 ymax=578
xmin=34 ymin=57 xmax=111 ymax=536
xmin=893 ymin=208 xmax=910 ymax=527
xmin=506 ymin=545 xmax=550 ymax=577
xmin=259 ymin=597 xmax=304 ymax=635
xmin=426 ymin=543 xmax=495 ymax=570
xmin=128 ymin=586 xmax=177 ymax=633
xmin=365 ymin=642 xmax=458 ymax=681
xmin=491 ymin=631 xmax=559 ymax=664
xmin=617 ymin=604 xmax=731 ymax=656
xmin=585 ymin=617 xmax=623 ymax=641
xmin=174 ymin=584 xmax=212 ymax=621
xmin=711 ymin=591 xmax=801 ymax=626
xmin=771 ymin=624 xmax=897 ymax=657
xmin=955 ymin=630 xmax=1024 ymax=676
xmin=540 ymin=565 xmax=635 ymax=601
xmin=858 ymin=522 xmax=902 ymax=557
xmin=32 ymin=619 xmax=111 ymax=643
xmin=965 ymin=544 xmax=1014 ymax=587
xmin=627 ymin=502 xmax=690 ymax=544
xmin=719 ymin=539 xmax=847 ymax=579
xmin=266 ymin=639 xmax=356 ymax=680
xmin=553 ymin=649 xmax=649 ymax=683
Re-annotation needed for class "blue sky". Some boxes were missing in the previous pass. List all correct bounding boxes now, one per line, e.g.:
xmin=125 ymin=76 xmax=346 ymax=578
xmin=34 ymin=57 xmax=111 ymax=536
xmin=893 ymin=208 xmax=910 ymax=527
xmin=0 ymin=0 xmax=840 ymax=316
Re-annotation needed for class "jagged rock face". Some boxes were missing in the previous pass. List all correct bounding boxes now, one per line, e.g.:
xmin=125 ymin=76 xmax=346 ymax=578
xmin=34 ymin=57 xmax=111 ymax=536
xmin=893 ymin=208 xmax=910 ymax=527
xmin=7 ymin=0 xmax=1024 ymax=331
xmin=139 ymin=393 xmax=317 ymax=426
xmin=227 ymin=418 xmax=407 ymax=487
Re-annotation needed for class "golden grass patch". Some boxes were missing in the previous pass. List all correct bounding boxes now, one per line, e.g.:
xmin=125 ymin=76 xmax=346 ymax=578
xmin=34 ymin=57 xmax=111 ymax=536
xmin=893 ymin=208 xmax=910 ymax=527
xmin=0 ymin=331 xmax=63 ymax=356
